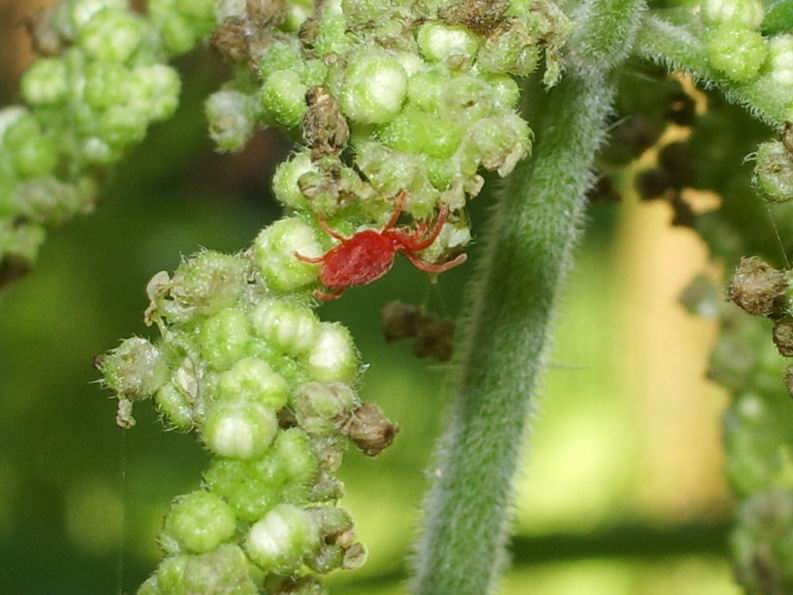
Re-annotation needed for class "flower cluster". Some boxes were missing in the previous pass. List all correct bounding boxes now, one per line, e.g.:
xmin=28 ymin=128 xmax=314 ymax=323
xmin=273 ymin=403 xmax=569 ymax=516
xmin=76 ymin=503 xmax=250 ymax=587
xmin=206 ymin=0 xmax=568 ymax=258
xmin=700 ymin=0 xmax=793 ymax=116
xmin=1 ymin=0 xmax=216 ymax=278
xmin=98 ymin=236 xmax=397 ymax=592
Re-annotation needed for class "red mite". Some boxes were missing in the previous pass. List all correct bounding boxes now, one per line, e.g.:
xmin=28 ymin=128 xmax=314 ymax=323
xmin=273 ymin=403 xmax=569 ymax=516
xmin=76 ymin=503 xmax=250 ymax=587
xmin=296 ymin=191 xmax=467 ymax=301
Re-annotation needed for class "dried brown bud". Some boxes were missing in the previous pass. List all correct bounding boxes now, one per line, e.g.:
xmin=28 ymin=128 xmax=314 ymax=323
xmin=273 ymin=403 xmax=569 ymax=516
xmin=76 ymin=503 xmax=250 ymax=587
xmin=212 ymin=18 xmax=252 ymax=62
xmin=298 ymin=16 xmax=321 ymax=51
xmin=785 ymin=365 xmax=793 ymax=399
xmin=24 ymin=7 xmax=64 ymax=57
xmin=439 ymin=0 xmax=509 ymax=35
xmin=784 ymin=121 xmax=793 ymax=158
xmin=381 ymin=301 xmax=423 ymax=342
xmin=303 ymin=86 xmax=350 ymax=159
xmin=728 ymin=257 xmax=788 ymax=317
xmin=343 ymin=403 xmax=397 ymax=457
xmin=414 ymin=319 xmax=455 ymax=362
xmin=246 ymin=0 xmax=287 ymax=28
xmin=774 ymin=318 xmax=793 ymax=357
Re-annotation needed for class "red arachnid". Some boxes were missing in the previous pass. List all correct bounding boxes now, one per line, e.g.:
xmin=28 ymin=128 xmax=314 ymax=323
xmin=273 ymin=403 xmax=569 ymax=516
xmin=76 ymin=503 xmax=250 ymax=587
xmin=296 ymin=191 xmax=467 ymax=301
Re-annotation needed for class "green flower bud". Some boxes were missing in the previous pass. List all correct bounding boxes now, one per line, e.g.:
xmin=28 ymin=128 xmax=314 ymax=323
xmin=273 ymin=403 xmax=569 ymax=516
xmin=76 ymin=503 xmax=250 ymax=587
xmin=130 ymin=65 xmax=182 ymax=122
xmin=12 ymin=176 xmax=96 ymax=225
xmin=258 ymin=42 xmax=302 ymax=79
xmin=253 ymin=218 xmax=322 ymax=293
xmin=137 ymin=576 xmax=161 ymax=595
xmin=272 ymin=152 xmax=316 ymax=210
xmin=83 ymin=62 xmax=130 ymax=109
xmin=155 ymin=382 xmax=195 ymax=431
xmin=706 ymin=25 xmax=768 ymax=82
xmin=486 ymin=75 xmax=521 ymax=110
xmin=470 ymin=114 xmax=532 ymax=177
xmin=150 ymin=0 xmax=216 ymax=56
xmin=701 ymin=0 xmax=765 ymax=29
xmin=283 ymin=0 xmax=313 ymax=31
xmin=0 ymin=107 xmax=26 ymax=141
xmin=217 ymin=357 xmax=289 ymax=411
xmin=199 ymin=307 xmax=252 ymax=370
xmin=294 ymin=382 xmax=358 ymax=434
xmin=202 ymin=400 xmax=278 ymax=459
xmin=98 ymin=337 xmax=170 ymax=400
xmin=78 ymin=9 xmax=146 ymax=62
xmin=20 ymin=58 xmax=69 ymax=105
xmin=251 ymin=299 xmax=320 ymax=356
xmin=311 ymin=14 xmax=352 ymax=56
xmin=160 ymin=491 xmax=237 ymax=554
xmin=245 ymin=504 xmax=319 ymax=573
xmin=98 ymin=105 xmax=149 ymax=147
xmin=69 ymin=0 xmax=126 ymax=32
xmin=148 ymin=251 xmax=249 ymax=324
xmin=81 ymin=136 xmax=122 ymax=165
xmin=306 ymin=323 xmax=359 ymax=382
xmin=206 ymin=90 xmax=256 ymax=152
xmin=301 ymin=60 xmax=329 ymax=87
xmin=406 ymin=70 xmax=447 ymax=112
xmin=379 ymin=107 xmax=464 ymax=158
xmin=274 ymin=428 xmax=319 ymax=485
xmin=340 ymin=54 xmax=407 ymax=124
xmin=753 ymin=141 xmax=793 ymax=202
xmin=155 ymin=555 xmax=188 ymax=593
xmin=183 ymin=545 xmax=258 ymax=594
xmin=477 ymin=21 xmax=540 ymax=76
xmin=417 ymin=22 xmax=480 ymax=68
xmin=260 ymin=70 xmax=308 ymax=128
xmin=769 ymin=34 xmax=793 ymax=85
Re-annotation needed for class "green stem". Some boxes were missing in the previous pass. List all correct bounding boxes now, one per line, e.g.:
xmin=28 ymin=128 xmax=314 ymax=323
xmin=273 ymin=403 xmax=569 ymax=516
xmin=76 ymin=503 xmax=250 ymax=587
xmin=410 ymin=3 xmax=643 ymax=593
xmin=636 ymin=15 xmax=789 ymax=128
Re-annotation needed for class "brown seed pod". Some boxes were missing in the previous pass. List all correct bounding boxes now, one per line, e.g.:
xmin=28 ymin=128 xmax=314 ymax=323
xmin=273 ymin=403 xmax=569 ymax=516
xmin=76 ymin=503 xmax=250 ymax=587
xmin=773 ymin=317 xmax=793 ymax=357
xmin=381 ymin=301 xmax=424 ymax=342
xmin=728 ymin=257 xmax=788 ymax=317
xmin=343 ymin=403 xmax=398 ymax=457
xmin=303 ymin=86 xmax=350 ymax=159
xmin=439 ymin=0 xmax=509 ymax=35
xmin=211 ymin=18 xmax=253 ymax=62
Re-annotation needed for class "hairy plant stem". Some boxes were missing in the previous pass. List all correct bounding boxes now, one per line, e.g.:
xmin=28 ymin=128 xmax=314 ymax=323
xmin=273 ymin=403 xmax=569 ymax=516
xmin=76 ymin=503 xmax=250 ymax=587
xmin=636 ymin=16 xmax=788 ymax=128
xmin=410 ymin=2 xmax=643 ymax=593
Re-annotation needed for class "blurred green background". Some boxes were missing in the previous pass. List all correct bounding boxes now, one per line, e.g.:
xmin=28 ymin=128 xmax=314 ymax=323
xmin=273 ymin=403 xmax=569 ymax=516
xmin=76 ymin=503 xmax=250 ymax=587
xmin=0 ymin=2 xmax=742 ymax=593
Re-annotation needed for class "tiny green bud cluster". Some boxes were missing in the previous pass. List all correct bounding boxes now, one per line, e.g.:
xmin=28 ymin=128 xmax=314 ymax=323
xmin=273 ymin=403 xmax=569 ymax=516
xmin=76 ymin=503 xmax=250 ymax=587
xmin=205 ymin=0 xmax=570 ymax=254
xmin=1 ymin=0 xmax=217 ymax=277
xmin=100 ymin=235 xmax=397 ymax=592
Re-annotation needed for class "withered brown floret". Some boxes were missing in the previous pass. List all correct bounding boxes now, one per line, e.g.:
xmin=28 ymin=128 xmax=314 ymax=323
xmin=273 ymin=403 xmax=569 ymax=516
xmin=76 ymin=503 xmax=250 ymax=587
xmin=343 ymin=403 xmax=398 ymax=457
xmin=439 ymin=0 xmax=510 ymax=35
xmin=303 ymin=86 xmax=350 ymax=160
xmin=728 ymin=257 xmax=788 ymax=317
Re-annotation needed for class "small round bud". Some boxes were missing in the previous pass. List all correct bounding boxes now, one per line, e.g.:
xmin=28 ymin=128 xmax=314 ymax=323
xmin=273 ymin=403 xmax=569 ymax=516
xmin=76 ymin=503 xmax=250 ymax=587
xmin=272 ymin=151 xmax=316 ymax=209
xmin=245 ymin=504 xmax=319 ymax=573
xmin=251 ymin=299 xmax=320 ymax=355
xmin=768 ymin=35 xmax=793 ymax=85
xmin=416 ymin=22 xmax=480 ymax=68
xmin=706 ymin=25 xmax=768 ymax=82
xmin=130 ymin=64 xmax=182 ymax=122
xmin=69 ymin=0 xmax=126 ymax=32
xmin=340 ymin=54 xmax=407 ymax=124
xmin=155 ymin=556 xmax=188 ymax=593
xmin=406 ymin=70 xmax=448 ymax=112
xmin=309 ymin=14 xmax=351 ymax=56
xmin=470 ymin=114 xmax=532 ymax=177
xmin=378 ymin=108 xmax=464 ymax=158
xmin=294 ymin=382 xmax=358 ymax=434
xmin=78 ymin=9 xmax=145 ymax=62
xmin=258 ymin=42 xmax=302 ymax=79
xmin=202 ymin=400 xmax=278 ymax=459
xmin=97 ymin=337 xmax=169 ymax=400
xmin=728 ymin=257 xmax=787 ymax=317
xmin=217 ymin=357 xmax=289 ymax=411
xmin=83 ymin=62 xmax=130 ymax=110
xmin=477 ymin=21 xmax=540 ymax=76
xmin=155 ymin=382 xmax=195 ymax=431
xmin=97 ymin=105 xmax=149 ymax=147
xmin=701 ymin=0 xmax=765 ymax=29
xmin=160 ymin=491 xmax=237 ymax=554
xmin=182 ymin=545 xmax=259 ymax=594
xmin=273 ymin=428 xmax=319 ymax=484
xmin=206 ymin=90 xmax=256 ymax=152
xmin=253 ymin=218 xmax=322 ymax=293
xmin=753 ymin=140 xmax=793 ymax=202
xmin=260 ymin=70 xmax=308 ymax=129
xmin=20 ymin=58 xmax=69 ymax=106
xmin=306 ymin=323 xmax=359 ymax=382
xmin=199 ymin=307 xmax=252 ymax=370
